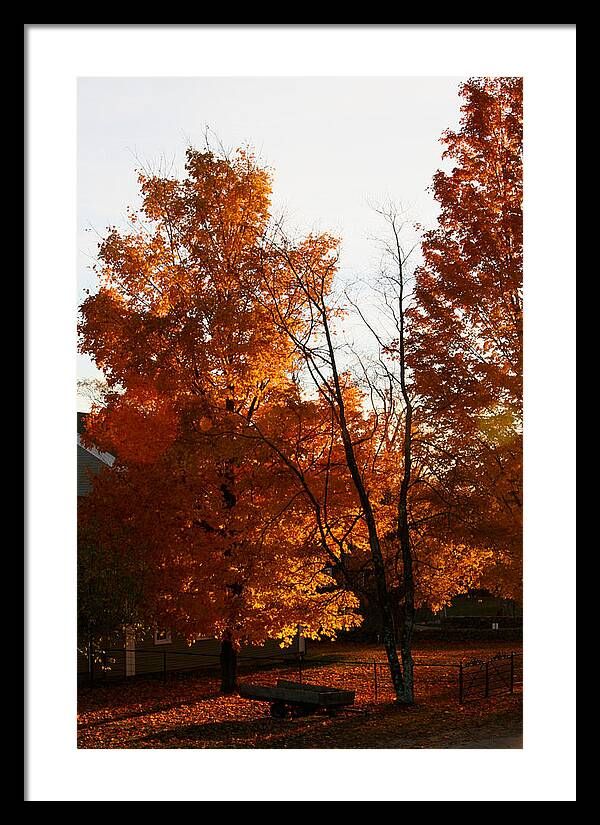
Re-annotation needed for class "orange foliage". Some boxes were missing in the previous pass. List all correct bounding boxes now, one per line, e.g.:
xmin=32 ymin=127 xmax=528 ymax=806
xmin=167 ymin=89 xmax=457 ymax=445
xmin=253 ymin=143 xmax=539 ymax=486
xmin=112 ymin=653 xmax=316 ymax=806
xmin=79 ymin=81 xmax=524 ymax=659
xmin=406 ymin=78 xmax=523 ymax=599
xmin=78 ymin=147 xmax=360 ymax=648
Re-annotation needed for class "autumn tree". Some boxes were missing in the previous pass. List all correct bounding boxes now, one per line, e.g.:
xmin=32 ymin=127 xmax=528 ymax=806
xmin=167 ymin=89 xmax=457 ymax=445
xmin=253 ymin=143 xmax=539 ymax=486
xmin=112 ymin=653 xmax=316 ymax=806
xmin=78 ymin=77 xmax=523 ymax=703
xmin=406 ymin=77 xmax=523 ymax=598
xmin=232 ymin=223 xmax=420 ymax=702
xmin=246 ymin=202 xmax=500 ymax=704
xmin=78 ymin=146 xmax=359 ymax=692
xmin=244 ymin=79 xmax=523 ymax=701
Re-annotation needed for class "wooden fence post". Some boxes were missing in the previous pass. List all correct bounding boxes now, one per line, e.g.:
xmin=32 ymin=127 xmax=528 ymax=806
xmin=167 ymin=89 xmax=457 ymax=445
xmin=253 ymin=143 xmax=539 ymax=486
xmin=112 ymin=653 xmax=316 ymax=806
xmin=373 ymin=660 xmax=378 ymax=701
xmin=510 ymin=652 xmax=515 ymax=694
xmin=458 ymin=663 xmax=463 ymax=705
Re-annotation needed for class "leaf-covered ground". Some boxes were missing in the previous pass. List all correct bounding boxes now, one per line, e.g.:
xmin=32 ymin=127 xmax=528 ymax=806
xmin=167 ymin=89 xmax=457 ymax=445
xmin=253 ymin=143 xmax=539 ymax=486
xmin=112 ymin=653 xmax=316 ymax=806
xmin=77 ymin=640 xmax=522 ymax=749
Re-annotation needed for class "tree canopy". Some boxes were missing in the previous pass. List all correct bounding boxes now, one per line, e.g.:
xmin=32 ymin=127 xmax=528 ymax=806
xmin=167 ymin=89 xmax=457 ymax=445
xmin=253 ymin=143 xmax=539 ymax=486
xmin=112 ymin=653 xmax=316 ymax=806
xmin=78 ymin=78 xmax=523 ymax=700
xmin=78 ymin=148 xmax=360 ymax=655
xmin=406 ymin=77 xmax=523 ymax=597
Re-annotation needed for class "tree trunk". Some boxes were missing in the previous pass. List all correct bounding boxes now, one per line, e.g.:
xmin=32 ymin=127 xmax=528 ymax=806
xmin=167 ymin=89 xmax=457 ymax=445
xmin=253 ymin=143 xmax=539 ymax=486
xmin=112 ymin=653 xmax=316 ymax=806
xmin=399 ymin=617 xmax=415 ymax=704
xmin=219 ymin=637 xmax=238 ymax=694
xmin=393 ymin=208 xmax=416 ymax=705
xmin=321 ymin=308 xmax=408 ymax=704
xmin=381 ymin=619 xmax=405 ymax=700
xmin=397 ymin=492 xmax=415 ymax=705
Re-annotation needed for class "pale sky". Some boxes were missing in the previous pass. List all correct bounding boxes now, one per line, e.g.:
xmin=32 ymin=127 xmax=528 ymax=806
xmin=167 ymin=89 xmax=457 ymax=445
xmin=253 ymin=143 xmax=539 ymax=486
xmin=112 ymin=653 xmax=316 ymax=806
xmin=77 ymin=76 xmax=466 ymax=406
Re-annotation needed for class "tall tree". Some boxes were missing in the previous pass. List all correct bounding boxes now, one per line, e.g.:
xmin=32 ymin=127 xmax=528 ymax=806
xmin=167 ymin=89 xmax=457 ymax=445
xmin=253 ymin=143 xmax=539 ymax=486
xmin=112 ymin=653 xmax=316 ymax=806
xmin=251 ymin=208 xmax=499 ymax=704
xmin=406 ymin=77 xmax=523 ymax=596
xmin=243 ymin=225 xmax=421 ymax=702
xmin=78 ymin=147 xmax=359 ymax=691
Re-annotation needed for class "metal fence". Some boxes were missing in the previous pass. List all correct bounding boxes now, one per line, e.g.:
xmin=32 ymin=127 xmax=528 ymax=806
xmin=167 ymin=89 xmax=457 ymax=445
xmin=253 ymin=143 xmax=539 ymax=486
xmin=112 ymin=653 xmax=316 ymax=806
xmin=458 ymin=652 xmax=523 ymax=703
xmin=259 ymin=656 xmax=462 ymax=704
xmin=80 ymin=646 xmax=522 ymax=706
xmin=81 ymin=646 xmax=302 ymax=685
xmin=243 ymin=652 xmax=522 ymax=705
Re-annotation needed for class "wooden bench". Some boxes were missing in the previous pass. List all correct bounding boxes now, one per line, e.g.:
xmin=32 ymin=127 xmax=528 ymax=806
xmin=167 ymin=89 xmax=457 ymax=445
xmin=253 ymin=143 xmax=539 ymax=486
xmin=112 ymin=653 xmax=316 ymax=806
xmin=238 ymin=679 xmax=355 ymax=718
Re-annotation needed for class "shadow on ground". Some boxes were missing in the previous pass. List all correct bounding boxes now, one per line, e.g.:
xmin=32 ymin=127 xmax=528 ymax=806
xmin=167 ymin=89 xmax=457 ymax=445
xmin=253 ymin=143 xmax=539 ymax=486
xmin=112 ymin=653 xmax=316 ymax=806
xmin=124 ymin=700 xmax=522 ymax=749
